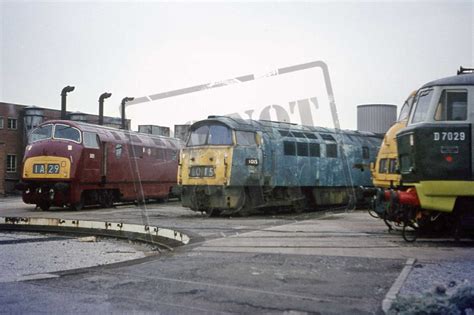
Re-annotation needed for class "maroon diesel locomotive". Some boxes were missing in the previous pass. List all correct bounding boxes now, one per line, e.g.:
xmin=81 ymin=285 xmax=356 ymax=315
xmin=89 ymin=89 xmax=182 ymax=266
xmin=17 ymin=120 xmax=182 ymax=210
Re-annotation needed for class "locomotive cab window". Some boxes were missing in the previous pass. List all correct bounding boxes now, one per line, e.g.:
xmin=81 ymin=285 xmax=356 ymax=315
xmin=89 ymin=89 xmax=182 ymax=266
xmin=236 ymin=131 xmax=257 ymax=146
xmin=411 ymin=89 xmax=433 ymax=124
xmin=54 ymin=124 xmax=81 ymax=143
xmin=379 ymin=158 xmax=388 ymax=173
xmin=398 ymin=94 xmax=414 ymax=121
xmin=388 ymin=159 xmax=397 ymax=174
xmin=83 ymin=132 xmax=100 ymax=149
xmin=29 ymin=124 xmax=53 ymax=143
xmin=208 ymin=125 xmax=232 ymax=145
xmin=188 ymin=124 xmax=233 ymax=146
xmin=434 ymin=90 xmax=467 ymax=121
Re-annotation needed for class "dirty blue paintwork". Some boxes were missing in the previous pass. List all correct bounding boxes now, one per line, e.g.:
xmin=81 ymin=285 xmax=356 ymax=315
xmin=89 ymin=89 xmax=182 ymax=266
xmin=203 ymin=116 xmax=382 ymax=188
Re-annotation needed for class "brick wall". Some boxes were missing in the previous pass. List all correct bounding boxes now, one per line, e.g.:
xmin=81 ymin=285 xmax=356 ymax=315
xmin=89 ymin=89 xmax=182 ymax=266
xmin=0 ymin=143 xmax=5 ymax=195
xmin=0 ymin=103 xmax=24 ymax=195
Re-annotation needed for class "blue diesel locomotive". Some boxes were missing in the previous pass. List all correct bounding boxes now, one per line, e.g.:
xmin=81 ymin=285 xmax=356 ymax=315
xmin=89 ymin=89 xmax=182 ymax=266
xmin=178 ymin=116 xmax=382 ymax=215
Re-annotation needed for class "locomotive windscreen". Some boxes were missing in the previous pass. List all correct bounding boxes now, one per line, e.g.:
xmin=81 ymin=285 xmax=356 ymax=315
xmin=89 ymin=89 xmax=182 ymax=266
xmin=29 ymin=123 xmax=82 ymax=144
xmin=188 ymin=124 xmax=233 ymax=146
xmin=54 ymin=124 xmax=81 ymax=143
xmin=29 ymin=124 xmax=53 ymax=143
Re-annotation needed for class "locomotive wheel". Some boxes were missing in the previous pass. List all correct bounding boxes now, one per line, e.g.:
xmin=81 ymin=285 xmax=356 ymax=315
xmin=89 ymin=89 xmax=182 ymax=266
xmin=37 ymin=201 xmax=50 ymax=211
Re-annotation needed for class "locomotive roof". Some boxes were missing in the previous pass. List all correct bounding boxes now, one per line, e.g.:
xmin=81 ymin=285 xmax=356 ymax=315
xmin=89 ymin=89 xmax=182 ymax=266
xmin=39 ymin=119 xmax=182 ymax=147
xmin=198 ymin=116 xmax=379 ymax=138
xmin=421 ymin=73 xmax=474 ymax=88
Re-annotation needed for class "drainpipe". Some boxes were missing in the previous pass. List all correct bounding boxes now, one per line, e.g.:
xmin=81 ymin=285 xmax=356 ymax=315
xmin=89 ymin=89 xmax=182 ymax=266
xmin=60 ymin=86 xmax=75 ymax=120
xmin=98 ymin=92 xmax=112 ymax=125
xmin=121 ymin=97 xmax=134 ymax=130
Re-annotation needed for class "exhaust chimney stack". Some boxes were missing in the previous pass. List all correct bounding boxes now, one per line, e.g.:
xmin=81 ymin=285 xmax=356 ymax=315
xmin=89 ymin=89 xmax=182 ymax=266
xmin=60 ymin=85 xmax=75 ymax=120
xmin=98 ymin=92 xmax=112 ymax=125
xmin=121 ymin=97 xmax=134 ymax=130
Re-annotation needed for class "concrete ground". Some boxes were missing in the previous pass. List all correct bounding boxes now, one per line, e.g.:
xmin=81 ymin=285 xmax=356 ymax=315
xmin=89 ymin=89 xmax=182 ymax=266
xmin=0 ymin=197 xmax=472 ymax=314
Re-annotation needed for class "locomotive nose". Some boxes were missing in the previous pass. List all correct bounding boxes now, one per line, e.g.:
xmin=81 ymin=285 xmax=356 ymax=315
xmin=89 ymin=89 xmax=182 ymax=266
xmin=182 ymin=147 xmax=232 ymax=185
xmin=23 ymin=156 xmax=72 ymax=179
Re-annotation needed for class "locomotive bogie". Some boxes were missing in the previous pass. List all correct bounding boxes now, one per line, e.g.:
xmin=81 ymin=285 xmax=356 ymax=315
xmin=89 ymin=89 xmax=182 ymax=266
xmin=181 ymin=186 xmax=249 ymax=215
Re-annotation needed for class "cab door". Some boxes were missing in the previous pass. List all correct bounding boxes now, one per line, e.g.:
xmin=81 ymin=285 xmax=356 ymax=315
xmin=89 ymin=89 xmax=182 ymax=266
xmin=233 ymin=130 xmax=264 ymax=186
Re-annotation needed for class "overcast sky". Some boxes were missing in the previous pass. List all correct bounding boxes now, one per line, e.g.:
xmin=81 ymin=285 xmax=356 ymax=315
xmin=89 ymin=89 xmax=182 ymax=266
xmin=1 ymin=1 xmax=473 ymax=131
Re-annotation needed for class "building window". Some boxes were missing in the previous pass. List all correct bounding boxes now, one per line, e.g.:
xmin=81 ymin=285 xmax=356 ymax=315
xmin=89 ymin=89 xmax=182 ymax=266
xmin=0 ymin=117 xmax=3 ymax=129
xmin=7 ymin=118 xmax=17 ymax=130
xmin=7 ymin=155 xmax=17 ymax=172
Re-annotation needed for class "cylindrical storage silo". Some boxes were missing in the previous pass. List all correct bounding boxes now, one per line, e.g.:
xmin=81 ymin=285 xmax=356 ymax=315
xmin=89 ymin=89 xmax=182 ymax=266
xmin=357 ymin=104 xmax=397 ymax=134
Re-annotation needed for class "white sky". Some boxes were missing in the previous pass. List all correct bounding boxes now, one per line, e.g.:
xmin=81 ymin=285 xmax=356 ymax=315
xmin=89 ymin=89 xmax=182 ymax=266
xmin=1 ymin=1 xmax=473 ymax=131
